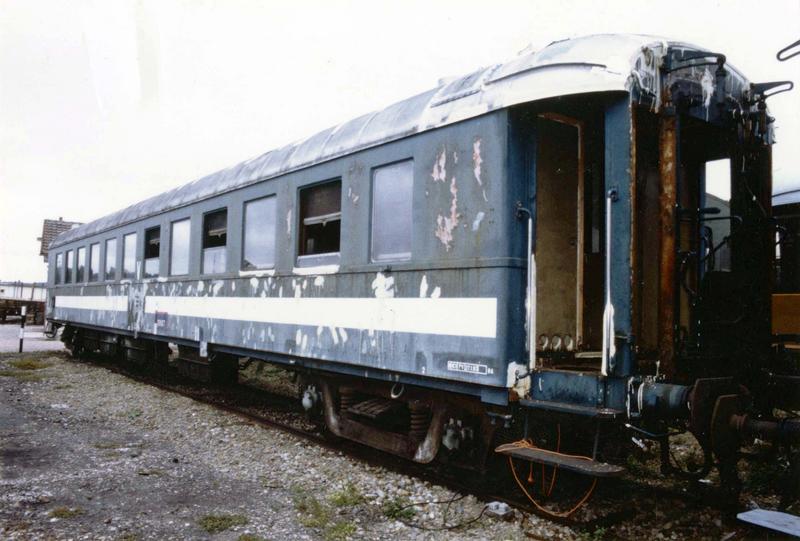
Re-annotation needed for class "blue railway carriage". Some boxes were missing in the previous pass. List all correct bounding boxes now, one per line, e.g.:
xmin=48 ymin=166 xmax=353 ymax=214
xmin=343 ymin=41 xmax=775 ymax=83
xmin=47 ymin=35 xmax=799 ymax=486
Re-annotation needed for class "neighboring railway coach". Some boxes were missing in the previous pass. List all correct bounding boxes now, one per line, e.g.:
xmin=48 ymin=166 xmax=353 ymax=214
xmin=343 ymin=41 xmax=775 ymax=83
xmin=47 ymin=34 xmax=799 ymax=498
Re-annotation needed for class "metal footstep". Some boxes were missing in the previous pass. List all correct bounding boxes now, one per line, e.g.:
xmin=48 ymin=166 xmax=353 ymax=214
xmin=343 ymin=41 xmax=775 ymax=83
xmin=496 ymin=446 xmax=625 ymax=478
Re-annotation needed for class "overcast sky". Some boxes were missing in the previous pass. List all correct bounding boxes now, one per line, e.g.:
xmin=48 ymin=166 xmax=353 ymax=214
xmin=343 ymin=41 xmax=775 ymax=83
xmin=1 ymin=0 xmax=799 ymax=282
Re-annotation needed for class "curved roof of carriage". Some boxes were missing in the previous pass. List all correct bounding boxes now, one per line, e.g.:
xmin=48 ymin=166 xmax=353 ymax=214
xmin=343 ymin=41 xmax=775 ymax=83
xmin=52 ymin=33 xmax=705 ymax=248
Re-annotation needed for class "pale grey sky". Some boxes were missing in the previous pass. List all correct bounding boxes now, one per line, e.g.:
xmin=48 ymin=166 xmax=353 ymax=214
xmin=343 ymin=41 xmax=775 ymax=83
xmin=1 ymin=0 xmax=799 ymax=282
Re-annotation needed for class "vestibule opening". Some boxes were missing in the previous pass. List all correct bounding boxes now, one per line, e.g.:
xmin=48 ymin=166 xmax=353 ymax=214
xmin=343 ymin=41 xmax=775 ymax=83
xmin=532 ymin=110 xmax=605 ymax=371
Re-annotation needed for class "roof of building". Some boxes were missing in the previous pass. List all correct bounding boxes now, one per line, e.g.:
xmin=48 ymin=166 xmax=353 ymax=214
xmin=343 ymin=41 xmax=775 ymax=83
xmin=774 ymin=188 xmax=800 ymax=207
xmin=39 ymin=218 xmax=82 ymax=257
xmin=52 ymin=34 xmax=725 ymax=249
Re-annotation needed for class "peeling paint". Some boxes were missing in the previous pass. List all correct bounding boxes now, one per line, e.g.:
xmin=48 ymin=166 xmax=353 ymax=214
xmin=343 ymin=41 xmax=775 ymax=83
xmin=371 ymin=272 xmax=395 ymax=298
xmin=431 ymin=149 xmax=446 ymax=182
xmin=286 ymin=209 xmax=292 ymax=236
xmin=347 ymin=186 xmax=360 ymax=205
xmin=197 ymin=281 xmax=205 ymax=293
xmin=434 ymin=176 xmax=459 ymax=250
xmin=472 ymin=211 xmax=485 ymax=232
xmin=212 ymin=281 xmax=224 ymax=296
xmin=472 ymin=138 xmax=483 ymax=185
xmin=249 ymin=277 xmax=259 ymax=290
xmin=430 ymin=286 xmax=441 ymax=299
xmin=338 ymin=327 xmax=348 ymax=344
xmin=329 ymin=326 xmax=339 ymax=345
xmin=313 ymin=275 xmax=325 ymax=287
xmin=419 ymin=275 xmax=429 ymax=298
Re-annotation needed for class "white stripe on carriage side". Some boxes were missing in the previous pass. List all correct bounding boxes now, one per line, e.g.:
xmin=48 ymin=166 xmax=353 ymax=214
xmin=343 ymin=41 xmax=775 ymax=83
xmin=55 ymin=295 xmax=128 ymax=312
xmin=145 ymin=295 xmax=497 ymax=339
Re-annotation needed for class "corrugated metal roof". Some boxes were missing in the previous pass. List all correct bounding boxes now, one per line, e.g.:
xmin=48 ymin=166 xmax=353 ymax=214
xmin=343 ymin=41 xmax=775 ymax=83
xmin=52 ymin=33 xmax=710 ymax=249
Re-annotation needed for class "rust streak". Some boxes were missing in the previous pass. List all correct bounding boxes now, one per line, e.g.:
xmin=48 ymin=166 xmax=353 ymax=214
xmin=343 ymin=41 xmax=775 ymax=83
xmin=658 ymin=114 xmax=677 ymax=378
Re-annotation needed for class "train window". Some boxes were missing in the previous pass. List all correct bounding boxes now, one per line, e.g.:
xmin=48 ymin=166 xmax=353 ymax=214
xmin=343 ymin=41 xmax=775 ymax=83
xmin=242 ymin=196 xmax=277 ymax=270
xmin=170 ymin=219 xmax=190 ymax=276
xmin=144 ymin=226 xmax=160 ymax=278
xmin=89 ymin=243 xmax=100 ymax=282
xmin=54 ymin=253 xmax=63 ymax=284
xmin=123 ymin=233 xmax=137 ymax=279
xmin=704 ymin=159 xmax=731 ymax=272
xmin=65 ymin=250 xmax=73 ymax=283
xmin=105 ymin=238 xmax=117 ymax=280
xmin=371 ymin=160 xmax=413 ymax=262
xmin=202 ymin=209 xmax=227 ymax=274
xmin=298 ymin=180 xmax=341 ymax=265
xmin=76 ymin=246 xmax=86 ymax=283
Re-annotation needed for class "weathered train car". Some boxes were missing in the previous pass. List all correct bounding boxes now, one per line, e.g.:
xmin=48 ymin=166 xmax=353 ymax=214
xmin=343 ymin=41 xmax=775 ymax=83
xmin=47 ymin=34 xmax=799 ymax=492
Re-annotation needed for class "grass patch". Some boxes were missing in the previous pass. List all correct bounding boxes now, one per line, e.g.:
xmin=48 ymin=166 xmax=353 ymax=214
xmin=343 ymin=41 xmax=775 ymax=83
xmin=116 ymin=534 xmax=139 ymax=541
xmin=237 ymin=535 xmax=265 ymax=541
xmin=292 ymin=489 xmax=331 ymax=529
xmin=49 ymin=507 xmax=84 ymax=519
xmin=382 ymin=496 xmax=416 ymax=520
xmin=136 ymin=468 xmax=164 ymax=477
xmin=324 ymin=521 xmax=356 ymax=541
xmin=578 ymin=526 xmax=608 ymax=541
xmin=197 ymin=513 xmax=248 ymax=534
xmin=0 ymin=369 xmax=46 ymax=382
xmin=329 ymin=482 xmax=364 ymax=508
xmin=8 ymin=358 xmax=50 ymax=370
xmin=293 ymin=486 xmax=359 ymax=539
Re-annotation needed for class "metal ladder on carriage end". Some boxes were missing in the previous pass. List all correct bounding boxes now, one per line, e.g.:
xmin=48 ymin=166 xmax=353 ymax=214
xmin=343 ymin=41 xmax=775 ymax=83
xmin=495 ymin=397 xmax=626 ymax=478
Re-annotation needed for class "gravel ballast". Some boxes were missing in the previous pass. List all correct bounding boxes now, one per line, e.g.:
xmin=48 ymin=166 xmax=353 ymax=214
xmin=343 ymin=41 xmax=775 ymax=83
xmin=0 ymin=351 xmax=574 ymax=540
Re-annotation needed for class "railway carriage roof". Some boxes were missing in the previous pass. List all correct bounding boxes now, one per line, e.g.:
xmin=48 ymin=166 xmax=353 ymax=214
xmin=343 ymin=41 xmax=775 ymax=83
xmin=52 ymin=33 xmax=706 ymax=248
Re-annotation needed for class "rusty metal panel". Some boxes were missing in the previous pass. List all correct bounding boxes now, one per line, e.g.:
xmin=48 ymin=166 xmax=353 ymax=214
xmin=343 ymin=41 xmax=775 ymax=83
xmin=658 ymin=114 xmax=678 ymax=378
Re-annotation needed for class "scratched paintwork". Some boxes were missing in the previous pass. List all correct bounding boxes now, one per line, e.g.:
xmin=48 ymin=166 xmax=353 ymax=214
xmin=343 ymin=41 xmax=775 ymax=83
xmin=50 ymin=35 xmax=759 ymax=250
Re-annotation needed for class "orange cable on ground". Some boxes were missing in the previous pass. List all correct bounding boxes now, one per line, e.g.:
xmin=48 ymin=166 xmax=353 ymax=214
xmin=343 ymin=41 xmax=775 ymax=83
xmin=496 ymin=428 xmax=597 ymax=519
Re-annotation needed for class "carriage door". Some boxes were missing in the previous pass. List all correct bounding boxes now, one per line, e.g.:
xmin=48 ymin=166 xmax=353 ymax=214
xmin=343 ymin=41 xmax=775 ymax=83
xmin=534 ymin=114 xmax=590 ymax=361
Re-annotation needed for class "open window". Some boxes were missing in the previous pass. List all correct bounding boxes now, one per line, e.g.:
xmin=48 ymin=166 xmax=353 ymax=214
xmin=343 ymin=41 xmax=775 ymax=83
xmin=89 ymin=243 xmax=100 ymax=282
xmin=105 ymin=238 xmax=117 ymax=280
xmin=54 ymin=252 xmax=63 ymax=284
xmin=298 ymin=180 xmax=341 ymax=266
xmin=122 ymin=233 xmax=137 ymax=279
xmin=76 ymin=246 xmax=86 ymax=283
xmin=144 ymin=226 xmax=161 ymax=278
xmin=202 ymin=209 xmax=227 ymax=274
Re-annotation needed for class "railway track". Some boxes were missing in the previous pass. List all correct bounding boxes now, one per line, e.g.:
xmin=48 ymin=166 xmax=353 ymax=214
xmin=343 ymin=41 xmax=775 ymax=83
xmin=66 ymin=349 xmax=726 ymax=533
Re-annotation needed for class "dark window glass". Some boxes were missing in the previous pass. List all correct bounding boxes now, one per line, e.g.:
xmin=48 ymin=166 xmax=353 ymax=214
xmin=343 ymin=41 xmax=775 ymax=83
xmin=144 ymin=226 xmax=160 ymax=278
xmin=65 ymin=250 xmax=73 ymax=283
xmin=170 ymin=219 xmax=190 ymax=276
xmin=123 ymin=233 xmax=137 ymax=279
xmin=298 ymin=180 xmax=341 ymax=265
xmin=202 ymin=209 xmax=227 ymax=274
xmin=89 ymin=243 xmax=100 ymax=282
xmin=371 ymin=160 xmax=413 ymax=262
xmin=105 ymin=238 xmax=117 ymax=280
xmin=243 ymin=196 xmax=277 ymax=270
xmin=55 ymin=253 xmax=63 ymax=284
xmin=76 ymin=247 xmax=86 ymax=282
